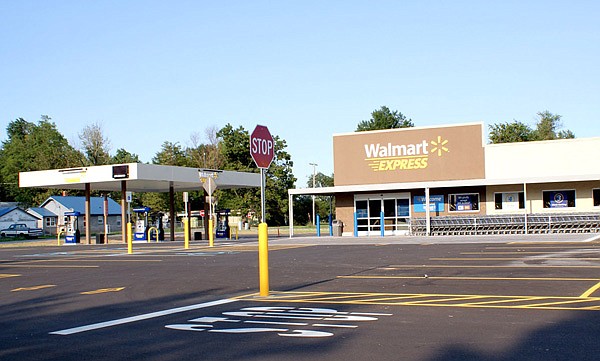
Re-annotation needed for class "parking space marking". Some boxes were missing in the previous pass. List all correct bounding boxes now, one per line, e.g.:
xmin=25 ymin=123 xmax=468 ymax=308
xmin=386 ymin=264 xmax=600 ymax=269
xmin=11 ymin=284 xmax=56 ymax=292
xmin=1 ymin=264 xmax=99 ymax=268
xmin=340 ymin=275 xmax=600 ymax=282
xmin=486 ymin=246 xmax=600 ymax=250
xmin=81 ymin=287 xmax=126 ymax=295
xmin=581 ymin=281 xmax=600 ymax=298
xmin=429 ymin=257 xmax=600 ymax=261
xmin=0 ymin=273 xmax=20 ymax=279
xmin=236 ymin=291 xmax=600 ymax=311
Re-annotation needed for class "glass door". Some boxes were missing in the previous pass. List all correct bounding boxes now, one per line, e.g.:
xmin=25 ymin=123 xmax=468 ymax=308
xmin=354 ymin=193 xmax=411 ymax=236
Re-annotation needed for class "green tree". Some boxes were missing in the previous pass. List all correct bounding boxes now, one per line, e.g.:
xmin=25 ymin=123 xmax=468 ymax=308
xmin=152 ymin=141 xmax=188 ymax=166
xmin=489 ymin=111 xmax=575 ymax=144
xmin=356 ymin=106 xmax=414 ymax=132
xmin=111 ymin=148 xmax=140 ymax=164
xmin=531 ymin=111 xmax=575 ymax=141
xmin=0 ymin=116 xmax=83 ymax=206
xmin=488 ymin=121 xmax=533 ymax=143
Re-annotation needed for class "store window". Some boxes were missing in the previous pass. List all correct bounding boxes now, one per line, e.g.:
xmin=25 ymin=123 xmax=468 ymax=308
xmin=494 ymin=192 xmax=525 ymax=210
xmin=543 ymin=190 xmax=575 ymax=208
xmin=594 ymin=189 xmax=600 ymax=207
xmin=449 ymin=193 xmax=479 ymax=212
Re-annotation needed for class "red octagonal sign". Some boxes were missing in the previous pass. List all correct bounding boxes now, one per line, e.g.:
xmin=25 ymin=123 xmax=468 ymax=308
xmin=250 ymin=125 xmax=275 ymax=169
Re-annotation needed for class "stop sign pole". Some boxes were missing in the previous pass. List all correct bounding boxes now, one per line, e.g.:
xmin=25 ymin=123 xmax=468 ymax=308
xmin=250 ymin=125 xmax=275 ymax=297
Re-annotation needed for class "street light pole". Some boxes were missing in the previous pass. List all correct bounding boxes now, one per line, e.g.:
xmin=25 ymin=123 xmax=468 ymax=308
xmin=309 ymin=163 xmax=318 ymax=226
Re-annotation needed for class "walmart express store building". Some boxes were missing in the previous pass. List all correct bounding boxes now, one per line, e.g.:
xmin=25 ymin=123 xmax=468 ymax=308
xmin=288 ymin=123 xmax=600 ymax=236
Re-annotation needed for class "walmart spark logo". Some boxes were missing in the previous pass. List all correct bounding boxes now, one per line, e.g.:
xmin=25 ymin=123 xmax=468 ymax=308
xmin=430 ymin=136 xmax=449 ymax=156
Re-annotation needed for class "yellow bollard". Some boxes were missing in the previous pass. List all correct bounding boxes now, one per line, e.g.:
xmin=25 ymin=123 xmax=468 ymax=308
xmin=147 ymin=227 xmax=158 ymax=243
xmin=57 ymin=230 xmax=64 ymax=246
xmin=183 ymin=217 xmax=189 ymax=249
xmin=258 ymin=222 xmax=269 ymax=297
xmin=236 ymin=227 xmax=239 ymax=241
xmin=209 ymin=218 xmax=214 ymax=247
xmin=127 ymin=222 xmax=133 ymax=254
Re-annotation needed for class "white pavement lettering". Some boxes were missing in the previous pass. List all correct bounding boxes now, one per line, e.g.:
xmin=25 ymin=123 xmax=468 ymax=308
xmin=165 ymin=306 xmax=392 ymax=338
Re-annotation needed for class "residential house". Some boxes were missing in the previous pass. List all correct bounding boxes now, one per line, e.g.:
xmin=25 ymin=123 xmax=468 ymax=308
xmin=40 ymin=196 xmax=122 ymax=235
xmin=0 ymin=206 xmax=40 ymax=231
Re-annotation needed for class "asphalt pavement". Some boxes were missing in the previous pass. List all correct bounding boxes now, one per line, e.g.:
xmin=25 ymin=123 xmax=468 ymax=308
xmin=1 ymin=233 xmax=600 ymax=360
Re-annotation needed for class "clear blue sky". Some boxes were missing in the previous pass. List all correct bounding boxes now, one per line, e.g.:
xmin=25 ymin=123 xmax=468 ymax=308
xmin=1 ymin=1 xmax=599 ymax=185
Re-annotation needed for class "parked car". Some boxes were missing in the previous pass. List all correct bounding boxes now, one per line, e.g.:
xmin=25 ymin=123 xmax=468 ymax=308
xmin=0 ymin=223 xmax=44 ymax=238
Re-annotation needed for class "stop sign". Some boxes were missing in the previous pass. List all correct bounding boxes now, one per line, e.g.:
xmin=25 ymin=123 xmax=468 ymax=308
xmin=250 ymin=125 xmax=275 ymax=169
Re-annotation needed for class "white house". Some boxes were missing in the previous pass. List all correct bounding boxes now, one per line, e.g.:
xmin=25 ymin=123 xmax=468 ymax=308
xmin=0 ymin=206 xmax=40 ymax=231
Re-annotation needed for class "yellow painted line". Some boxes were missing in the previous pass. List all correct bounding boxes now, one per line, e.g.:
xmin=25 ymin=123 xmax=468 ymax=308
xmin=340 ymin=275 xmax=600 ymax=282
xmin=81 ymin=287 xmax=125 ymax=295
xmin=581 ymin=281 xmax=600 ymax=298
xmin=1 ymin=265 xmax=99 ymax=268
xmin=487 ymin=246 xmax=600 ymax=250
xmin=461 ymin=251 xmax=566 ymax=255
xmin=464 ymin=296 xmax=548 ymax=306
xmin=430 ymin=257 xmax=600 ymax=261
xmin=0 ymin=273 xmax=21 ymax=279
xmin=403 ymin=295 xmax=484 ymax=305
xmin=523 ymin=299 xmax=595 ymax=309
xmin=12 ymin=284 xmax=56 ymax=292
xmin=42 ymin=259 xmax=163 ymax=262
xmin=385 ymin=264 xmax=600 ymax=269
xmin=236 ymin=291 xmax=600 ymax=311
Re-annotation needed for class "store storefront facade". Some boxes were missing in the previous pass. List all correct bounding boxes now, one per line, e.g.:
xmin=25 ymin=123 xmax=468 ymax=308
xmin=289 ymin=122 xmax=600 ymax=236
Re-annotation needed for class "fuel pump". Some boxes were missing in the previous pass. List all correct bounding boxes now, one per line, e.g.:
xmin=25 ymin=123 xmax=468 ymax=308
xmin=215 ymin=209 xmax=231 ymax=239
xmin=133 ymin=207 xmax=151 ymax=241
xmin=152 ymin=212 xmax=165 ymax=241
xmin=64 ymin=211 xmax=81 ymax=244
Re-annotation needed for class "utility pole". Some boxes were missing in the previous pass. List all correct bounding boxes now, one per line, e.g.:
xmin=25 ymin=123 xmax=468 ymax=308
xmin=309 ymin=163 xmax=318 ymax=226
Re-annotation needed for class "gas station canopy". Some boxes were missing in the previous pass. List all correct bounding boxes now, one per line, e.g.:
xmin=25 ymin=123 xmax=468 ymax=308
xmin=19 ymin=163 xmax=261 ymax=192
xmin=19 ymin=163 xmax=261 ymax=244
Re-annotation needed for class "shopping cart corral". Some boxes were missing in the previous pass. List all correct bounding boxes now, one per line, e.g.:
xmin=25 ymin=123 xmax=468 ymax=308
xmin=410 ymin=213 xmax=600 ymax=236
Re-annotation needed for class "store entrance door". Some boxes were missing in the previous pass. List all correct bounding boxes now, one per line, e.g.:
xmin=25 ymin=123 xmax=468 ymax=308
xmin=355 ymin=193 xmax=410 ymax=236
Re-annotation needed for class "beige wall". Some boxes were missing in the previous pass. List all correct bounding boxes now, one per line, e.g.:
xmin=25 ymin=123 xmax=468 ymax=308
xmin=485 ymin=137 xmax=600 ymax=180
xmin=486 ymin=181 xmax=600 ymax=214
xmin=334 ymin=123 xmax=485 ymax=186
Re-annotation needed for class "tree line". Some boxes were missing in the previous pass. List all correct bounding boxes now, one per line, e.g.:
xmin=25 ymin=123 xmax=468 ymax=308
xmin=1 ymin=109 xmax=574 ymax=225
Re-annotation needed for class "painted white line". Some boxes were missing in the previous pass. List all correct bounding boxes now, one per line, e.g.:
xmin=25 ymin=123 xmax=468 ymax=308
xmin=50 ymin=298 xmax=237 ymax=336
xmin=585 ymin=234 xmax=600 ymax=242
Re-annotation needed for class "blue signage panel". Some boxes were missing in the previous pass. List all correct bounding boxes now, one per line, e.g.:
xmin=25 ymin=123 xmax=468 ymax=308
xmin=550 ymin=191 xmax=568 ymax=208
xmin=413 ymin=195 xmax=445 ymax=213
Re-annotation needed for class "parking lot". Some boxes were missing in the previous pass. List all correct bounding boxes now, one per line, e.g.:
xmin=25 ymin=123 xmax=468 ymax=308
xmin=1 ymin=233 xmax=600 ymax=360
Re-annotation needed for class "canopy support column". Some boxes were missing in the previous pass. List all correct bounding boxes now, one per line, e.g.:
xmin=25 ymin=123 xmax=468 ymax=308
xmin=425 ymin=187 xmax=431 ymax=236
xmin=121 ymin=181 xmax=127 ymax=244
xmin=169 ymin=183 xmax=175 ymax=241
xmin=85 ymin=183 xmax=91 ymax=244
xmin=524 ymin=182 xmax=528 ymax=235
xmin=289 ymin=193 xmax=294 ymax=238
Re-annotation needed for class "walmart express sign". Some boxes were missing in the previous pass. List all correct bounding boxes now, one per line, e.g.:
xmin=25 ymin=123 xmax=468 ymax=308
xmin=364 ymin=136 xmax=449 ymax=172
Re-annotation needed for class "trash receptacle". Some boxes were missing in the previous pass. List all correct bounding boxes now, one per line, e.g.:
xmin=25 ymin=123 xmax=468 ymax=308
xmin=95 ymin=234 xmax=105 ymax=244
xmin=194 ymin=231 xmax=203 ymax=240
xmin=332 ymin=220 xmax=343 ymax=236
